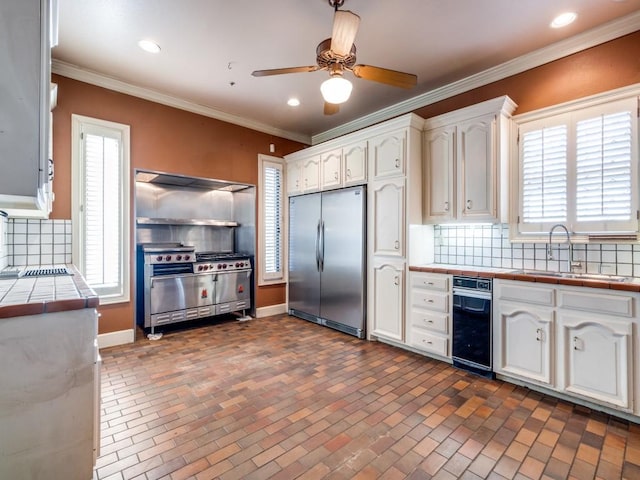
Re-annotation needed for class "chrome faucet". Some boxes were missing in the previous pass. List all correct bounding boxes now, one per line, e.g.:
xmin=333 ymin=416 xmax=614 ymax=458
xmin=547 ymin=224 xmax=581 ymax=273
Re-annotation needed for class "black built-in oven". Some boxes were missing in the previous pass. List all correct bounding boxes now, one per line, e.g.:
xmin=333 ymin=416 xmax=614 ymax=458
xmin=452 ymin=276 xmax=494 ymax=378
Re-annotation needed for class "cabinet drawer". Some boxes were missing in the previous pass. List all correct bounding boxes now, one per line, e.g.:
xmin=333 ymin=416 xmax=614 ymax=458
xmin=411 ymin=290 xmax=448 ymax=312
xmin=558 ymin=290 xmax=634 ymax=318
xmin=410 ymin=273 xmax=449 ymax=291
xmin=411 ymin=309 xmax=448 ymax=334
xmin=410 ymin=329 xmax=448 ymax=357
xmin=498 ymin=282 xmax=554 ymax=306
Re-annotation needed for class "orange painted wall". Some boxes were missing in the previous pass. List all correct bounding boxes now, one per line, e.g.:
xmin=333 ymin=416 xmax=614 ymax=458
xmin=414 ymin=31 xmax=640 ymax=119
xmin=50 ymin=75 xmax=304 ymax=334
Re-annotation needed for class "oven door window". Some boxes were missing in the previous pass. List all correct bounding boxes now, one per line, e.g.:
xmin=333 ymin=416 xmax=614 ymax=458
xmin=452 ymin=294 xmax=492 ymax=369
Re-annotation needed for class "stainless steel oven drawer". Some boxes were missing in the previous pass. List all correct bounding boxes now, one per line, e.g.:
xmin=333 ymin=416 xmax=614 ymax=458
xmin=149 ymin=273 xmax=215 ymax=315
xmin=215 ymin=270 xmax=251 ymax=305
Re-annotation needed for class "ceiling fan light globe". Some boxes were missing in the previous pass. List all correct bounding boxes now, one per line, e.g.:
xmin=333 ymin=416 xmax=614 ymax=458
xmin=320 ymin=76 xmax=353 ymax=104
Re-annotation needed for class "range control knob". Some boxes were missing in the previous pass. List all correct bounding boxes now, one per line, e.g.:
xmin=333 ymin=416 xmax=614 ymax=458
xmin=156 ymin=255 xmax=163 ymax=262
xmin=184 ymin=255 xmax=190 ymax=261
xmin=176 ymin=255 xmax=182 ymax=261
xmin=197 ymin=265 xmax=203 ymax=272
xmin=203 ymin=265 xmax=209 ymax=271
xmin=222 ymin=263 xmax=227 ymax=269
xmin=165 ymin=255 xmax=172 ymax=261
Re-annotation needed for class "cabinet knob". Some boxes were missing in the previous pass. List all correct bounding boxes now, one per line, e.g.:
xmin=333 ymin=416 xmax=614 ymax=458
xmin=466 ymin=199 xmax=472 ymax=210
xmin=394 ymin=240 xmax=400 ymax=250
xmin=346 ymin=168 xmax=351 ymax=178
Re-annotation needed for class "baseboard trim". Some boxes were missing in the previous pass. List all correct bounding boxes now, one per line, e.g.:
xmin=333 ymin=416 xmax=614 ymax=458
xmin=98 ymin=329 xmax=135 ymax=349
xmin=256 ymin=304 xmax=288 ymax=318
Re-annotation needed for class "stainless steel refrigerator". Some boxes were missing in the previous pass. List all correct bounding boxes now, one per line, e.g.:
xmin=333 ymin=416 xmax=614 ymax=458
xmin=288 ymin=185 xmax=366 ymax=338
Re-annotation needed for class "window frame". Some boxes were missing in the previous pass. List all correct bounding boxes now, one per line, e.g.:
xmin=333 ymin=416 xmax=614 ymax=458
xmin=71 ymin=114 xmax=131 ymax=304
xmin=257 ymin=154 xmax=286 ymax=286
xmin=511 ymin=85 xmax=640 ymax=242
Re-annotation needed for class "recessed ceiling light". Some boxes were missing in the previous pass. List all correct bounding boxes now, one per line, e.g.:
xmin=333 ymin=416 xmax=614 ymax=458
xmin=551 ymin=12 xmax=577 ymax=28
xmin=138 ymin=39 xmax=161 ymax=53
xmin=287 ymin=98 xmax=300 ymax=107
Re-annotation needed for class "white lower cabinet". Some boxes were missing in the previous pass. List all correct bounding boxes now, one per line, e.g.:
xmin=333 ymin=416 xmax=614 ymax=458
xmin=495 ymin=300 xmax=554 ymax=385
xmin=408 ymin=272 xmax=451 ymax=359
xmin=494 ymin=279 xmax=638 ymax=418
xmin=558 ymin=312 xmax=632 ymax=410
xmin=372 ymin=259 xmax=405 ymax=342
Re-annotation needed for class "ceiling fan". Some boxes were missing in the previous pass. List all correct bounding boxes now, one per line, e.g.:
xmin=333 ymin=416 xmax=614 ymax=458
xmin=251 ymin=0 xmax=418 ymax=115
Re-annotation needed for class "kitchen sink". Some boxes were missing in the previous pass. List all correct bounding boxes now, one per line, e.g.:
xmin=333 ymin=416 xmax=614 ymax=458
xmin=511 ymin=270 xmax=630 ymax=282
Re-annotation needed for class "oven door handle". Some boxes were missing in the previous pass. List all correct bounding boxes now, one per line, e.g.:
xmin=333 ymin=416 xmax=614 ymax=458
xmin=453 ymin=289 xmax=492 ymax=301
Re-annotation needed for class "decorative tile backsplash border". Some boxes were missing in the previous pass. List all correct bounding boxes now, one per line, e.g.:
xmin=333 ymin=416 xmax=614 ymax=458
xmin=434 ymin=224 xmax=640 ymax=277
xmin=6 ymin=219 xmax=72 ymax=267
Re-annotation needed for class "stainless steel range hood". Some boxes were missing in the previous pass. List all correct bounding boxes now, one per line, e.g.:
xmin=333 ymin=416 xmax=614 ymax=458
xmin=135 ymin=170 xmax=250 ymax=192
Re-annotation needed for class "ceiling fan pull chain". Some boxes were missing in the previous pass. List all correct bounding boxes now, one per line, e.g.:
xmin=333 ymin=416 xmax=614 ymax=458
xmin=329 ymin=0 xmax=345 ymax=11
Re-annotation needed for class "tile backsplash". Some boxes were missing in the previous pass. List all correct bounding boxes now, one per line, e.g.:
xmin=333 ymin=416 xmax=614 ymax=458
xmin=434 ymin=224 xmax=640 ymax=277
xmin=0 ymin=215 xmax=8 ymax=270
xmin=5 ymin=219 xmax=72 ymax=267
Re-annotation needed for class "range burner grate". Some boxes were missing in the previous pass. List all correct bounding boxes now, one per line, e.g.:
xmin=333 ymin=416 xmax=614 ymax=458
xmin=195 ymin=252 xmax=247 ymax=261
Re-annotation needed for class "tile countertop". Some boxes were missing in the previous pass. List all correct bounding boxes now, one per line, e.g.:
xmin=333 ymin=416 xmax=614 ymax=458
xmin=0 ymin=265 xmax=99 ymax=319
xmin=409 ymin=263 xmax=640 ymax=292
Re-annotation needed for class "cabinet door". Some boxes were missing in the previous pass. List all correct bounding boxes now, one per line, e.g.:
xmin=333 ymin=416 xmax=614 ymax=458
xmin=286 ymin=160 xmax=303 ymax=195
xmin=558 ymin=312 xmax=632 ymax=409
xmin=457 ymin=115 xmax=496 ymax=221
xmin=372 ymin=261 xmax=404 ymax=341
xmin=302 ymin=156 xmax=320 ymax=192
xmin=372 ymin=178 xmax=405 ymax=257
xmin=424 ymin=126 xmax=455 ymax=222
xmin=371 ymin=130 xmax=405 ymax=179
xmin=343 ymin=141 xmax=367 ymax=185
xmin=320 ymin=149 xmax=342 ymax=190
xmin=496 ymin=301 xmax=554 ymax=385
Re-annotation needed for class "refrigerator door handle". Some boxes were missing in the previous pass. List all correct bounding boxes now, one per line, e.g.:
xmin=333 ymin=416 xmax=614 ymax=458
xmin=319 ymin=220 xmax=325 ymax=272
xmin=315 ymin=220 xmax=321 ymax=272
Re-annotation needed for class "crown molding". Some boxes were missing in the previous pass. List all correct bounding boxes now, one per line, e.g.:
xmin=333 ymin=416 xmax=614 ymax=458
xmin=311 ymin=11 xmax=640 ymax=145
xmin=51 ymin=60 xmax=312 ymax=145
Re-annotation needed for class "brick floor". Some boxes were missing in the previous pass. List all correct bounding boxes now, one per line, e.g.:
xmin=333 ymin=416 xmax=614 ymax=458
xmin=96 ymin=315 xmax=640 ymax=479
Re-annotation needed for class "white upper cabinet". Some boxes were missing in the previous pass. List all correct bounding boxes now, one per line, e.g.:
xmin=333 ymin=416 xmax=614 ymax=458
xmin=423 ymin=96 xmax=516 ymax=224
xmin=371 ymin=129 xmax=406 ymax=179
xmin=424 ymin=125 xmax=455 ymax=222
xmin=302 ymin=157 xmax=320 ymax=192
xmin=320 ymin=149 xmax=342 ymax=190
xmin=0 ymin=0 xmax=53 ymax=218
xmin=286 ymin=159 xmax=303 ymax=195
xmin=343 ymin=141 xmax=367 ymax=186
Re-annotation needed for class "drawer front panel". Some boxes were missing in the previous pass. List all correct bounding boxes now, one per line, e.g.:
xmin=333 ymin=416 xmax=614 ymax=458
xmin=411 ymin=309 xmax=448 ymax=334
xmin=410 ymin=329 xmax=448 ymax=356
xmin=410 ymin=273 xmax=449 ymax=291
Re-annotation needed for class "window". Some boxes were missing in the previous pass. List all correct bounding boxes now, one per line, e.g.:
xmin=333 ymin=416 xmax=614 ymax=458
xmin=516 ymin=92 xmax=638 ymax=236
xmin=258 ymin=154 xmax=285 ymax=285
xmin=72 ymin=115 xmax=130 ymax=303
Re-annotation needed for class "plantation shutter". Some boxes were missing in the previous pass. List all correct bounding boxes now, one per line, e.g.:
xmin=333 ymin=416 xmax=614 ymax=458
xmin=575 ymin=108 xmax=633 ymax=226
xmin=263 ymin=161 xmax=283 ymax=279
xmin=82 ymin=127 xmax=123 ymax=295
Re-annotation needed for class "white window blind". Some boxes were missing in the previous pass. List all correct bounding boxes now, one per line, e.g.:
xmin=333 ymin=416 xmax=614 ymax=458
xmin=72 ymin=115 xmax=130 ymax=303
xmin=517 ymin=95 xmax=638 ymax=235
xmin=258 ymin=155 xmax=285 ymax=285
xmin=521 ymin=125 xmax=568 ymax=224
xmin=576 ymin=111 xmax=632 ymax=222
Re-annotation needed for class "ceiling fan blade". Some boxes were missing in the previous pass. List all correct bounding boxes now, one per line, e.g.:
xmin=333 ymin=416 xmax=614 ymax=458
xmin=324 ymin=102 xmax=340 ymax=115
xmin=351 ymin=65 xmax=417 ymax=89
xmin=330 ymin=10 xmax=360 ymax=57
xmin=252 ymin=66 xmax=319 ymax=77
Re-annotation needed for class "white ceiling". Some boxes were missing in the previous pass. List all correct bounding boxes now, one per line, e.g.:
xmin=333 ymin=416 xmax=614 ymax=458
xmin=54 ymin=0 xmax=640 ymax=144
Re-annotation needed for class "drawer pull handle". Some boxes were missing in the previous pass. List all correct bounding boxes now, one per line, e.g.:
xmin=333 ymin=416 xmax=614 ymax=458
xmin=423 ymin=340 xmax=433 ymax=345
xmin=426 ymin=319 xmax=434 ymax=324
xmin=466 ymin=199 xmax=472 ymax=210
xmin=394 ymin=240 xmax=400 ymax=250
xmin=393 ymin=276 xmax=399 ymax=286
xmin=444 ymin=201 xmax=449 ymax=212
xmin=425 ymin=281 xmax=434 ymax=286
xmin=425 ymin=299 xmax=434 ymax=303
xmin=536 ymin=328 xmax=542 ymax=342
xmin=573 ymin=336 xmax=580 ymax=350
xmin=395 ymin=158 xmax=400 ymax=168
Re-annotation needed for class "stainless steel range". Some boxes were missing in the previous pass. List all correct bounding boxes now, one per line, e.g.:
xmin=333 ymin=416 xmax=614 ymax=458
xmin=136 ymin=244 xmax=252 ymax=333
